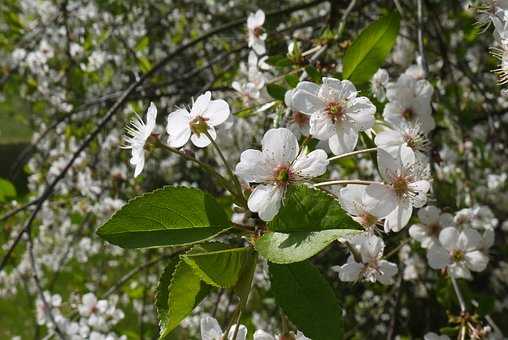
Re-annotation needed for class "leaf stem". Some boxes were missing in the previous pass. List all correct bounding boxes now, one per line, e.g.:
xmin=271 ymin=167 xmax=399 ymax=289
xmin=313 ymin=180 xmax=380 ymax=187
xmin=327 ymin=147 xmax=377 ymax=162
xmin=157 ymin=140 xmax=242 ymax=204
xmin=450 ymin=276 xmax=467 ymax=313
xmin=204 ymin=131 xmax=247 ymax=206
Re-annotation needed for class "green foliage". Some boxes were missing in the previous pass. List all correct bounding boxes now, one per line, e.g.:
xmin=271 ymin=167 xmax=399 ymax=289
xmin=343 ymin=11 xmax=400 ymax=84
xmin=0 ymin=177 xmax=16 ymax=202
xmin=256 ymin=229 xmax=359 ymax=264
xmin=266 ymin=83 xmax=287 ymax=101
xmin=265 ymin=55 xmax=292 ymax=68
xmin=97 ymin=186 xmax=231 ymax=248
xmin=183 ymin=244 xmax=254 ymax=288
xmin=305 ymin=65 xmax=322 ymax=83
xmin=269 ymin=261 xmax=343 ymax=340
xmin=268 ymin=185 xmax=360 ymax=232
xmin=160 ymin=259 xmax=209 ymax=338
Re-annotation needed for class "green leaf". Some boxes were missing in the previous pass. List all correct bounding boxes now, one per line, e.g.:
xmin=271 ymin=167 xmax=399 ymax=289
xmin=256 ymin=229 xmax=359 ymax=264
xmin=268 ymin=185 xmax=360 ymax=232
xmin=155 ymin=258 xmax=179 ymax=332
xmin=342 ymin=11 xmax=400 ymax=84
xmin=265 ymin=55 xmax=292 ymax=67
xmin=183 ymin=244 xmax=254 ymax=288
xmin=0 ymin=178 xmax=16 ymax=202
xmin=266 ymin=83 xmax=287 ymax=101
xmin=305 ymin=65 xmax=322 ymax=83
xmin=97 ymin=186 xmax=230 ymax=249
xmin=160 ymin=257 xmax=210 ymax=338
xmin=269 ymin=261 xmax=343 ymax=340
xmin=285 ymin=74 xmax=300 ymax=88
xmin=234 ymin=252 xmax=257 ymax=307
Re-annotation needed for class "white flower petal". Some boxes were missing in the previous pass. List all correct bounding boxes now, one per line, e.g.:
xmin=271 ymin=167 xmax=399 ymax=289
xmin=417 ymin=205 xmax=441 ymax=225
xmin=364 ymin=183 xmax=397 ymax=218
xmin=426 ymin=245 xmax=450 ymax=269
xmin=253 ymin=330 xmax=275 ymax=340
xmin=328 ymin=121 xmax=358 ymax=155
xmin=384 ymin=199 xmax=412 ymax=232
xmin=439 ymin=227 xmax=459 ymax=251
xmin=338 ymin=257 xmax=363 ymax=282
xmin=339 ymin=184 xmax=366 ymax=215
xmin=457 ymin=228 xmax=482 ymax=252
xmin=309 ymin=111 xmax=335 ymax=140
xmin=291 ymin=89 xmax=325 ymax=114
xmin=262 ymin=128 xmax=299 ymax=165
xmin=201 ymin=316 xmax=223 ymax=340
xmin=291 ymin=149 xmax=329 ymax=178
xmin=191 ymin=91 xmax=212 ymax=117
xmin=191 ymin=126 xmax=216 ymax=148
xmin=166 ymin=108 xmax=191 ymax=148
xmin=227 ymin=324 xmax=247 ymax=340
xmin=247 ymin=184 xmax=283 ymax=221
xmin=203 ymin=99 xmax=230 ymax=126
xmin=235 ymin=149 xmax=272 ymax=183
xmin=465 ymin=250 xmax=489 ymax=272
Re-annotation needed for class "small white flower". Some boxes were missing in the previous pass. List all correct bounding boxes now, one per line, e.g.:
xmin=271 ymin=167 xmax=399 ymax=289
xmin=333 ymin=234 xmax=398 ymax=285
xmin=371 ymin=68 xmax=389 ymax=101
xmin=289 ymin=77 xmax=376 ymax=155
xmin=383 ymin=74 xmax=435 ymax=133
xmin=365 ymin=149 xmax=431 ymax=232
xmin=409 ymin=206 xmax=453 ymax=248
xmin=427 ymin=227 xmax=489 ymax=279
xmin=166 ymin=91 xmax=230 ymax=148
xmin=247 ymin=10 xmax=267 ymax=55
xmin=122 ymin=102 xmax=157 ymax=177
xmin=338 ymin=184 xmax=384 ymax=231
xmin=235 ymin=128 xmax=329 ymax=221
xmin=200 ymin=315 xmax=246 ymax=340
xmin=374 ymin=123 xmax=430 ymax=161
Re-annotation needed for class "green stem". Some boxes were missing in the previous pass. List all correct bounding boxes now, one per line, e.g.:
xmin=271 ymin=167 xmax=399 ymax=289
xmin=313 ymin=180 xmax=380 ymax=187
xmin=157 ymin=140 xmax=241 ymax=202
xmin=204 ymin=131 xmax=247 ymax=206
xmin=327 ymin=147 xmax=377 ymax=162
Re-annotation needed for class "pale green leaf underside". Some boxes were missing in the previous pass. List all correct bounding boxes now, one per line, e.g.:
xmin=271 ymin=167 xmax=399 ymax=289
xmin=256 ymin=229 xmax=360 ymax=264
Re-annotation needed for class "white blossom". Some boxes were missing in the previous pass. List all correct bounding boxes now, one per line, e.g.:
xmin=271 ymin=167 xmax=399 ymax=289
xmin=166 ymin=91 xmax=230 ymax=148
xmin=427 ymin=227 xmax=489 ymax=279
xmin=200 ymin=315 xmax=246 ymax=340
xmin=122 ymin=102 xmax=157 ymax=177
xmin=365 ymin=149 xmax=431 ymax=232
xmin=333 ymin=234 xmax=398 ymax=285
xmin=247 ymin=10 xmax=266 ymax=55
xmin=409 ymin=206 xmax=454 ymax=248
xmin=383 ymin=74 xmax=435 ymax=133
xmin=235 ymin=128 xmax=328 ymax=221
xmin=289 ymin=77 xmax=376 ymax=155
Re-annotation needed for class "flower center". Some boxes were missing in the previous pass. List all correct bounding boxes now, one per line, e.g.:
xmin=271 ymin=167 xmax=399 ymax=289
xmin=325 ymin=101 xmax=344 ymax=123
xmin=359 ymin=212 xmax=378 ymax=227
xmin=273 ymin=164 xmax=292 ymax=187
xmin=392 ymin=175 xmax=409 ymax=197
xmin=291 ymin=111 xmax=309 ymax=127
xmin=402 ymin=108 xmax=414 ymax=121
xmin=452 ymin=249 xmax=465 ymax=262
xmin=254 ymin=27 xmax=263 ymax=37
xmin=189 ymin=116 xmax=209 ymax=136
xmin=428 ymin=223 xmax=441 ymax=237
